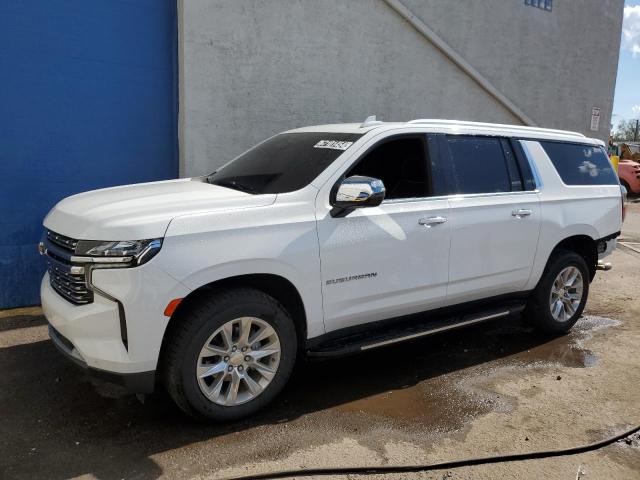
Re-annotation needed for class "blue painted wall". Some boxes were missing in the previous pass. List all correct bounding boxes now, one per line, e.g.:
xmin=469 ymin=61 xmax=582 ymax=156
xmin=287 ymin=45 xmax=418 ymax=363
xmin=0 ymin=1 xmax=178 ymax=308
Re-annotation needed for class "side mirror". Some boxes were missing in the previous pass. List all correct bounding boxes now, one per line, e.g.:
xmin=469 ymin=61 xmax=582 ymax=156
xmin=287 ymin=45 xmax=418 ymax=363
xmin=331 ymin=176 xmax=385 ymax=215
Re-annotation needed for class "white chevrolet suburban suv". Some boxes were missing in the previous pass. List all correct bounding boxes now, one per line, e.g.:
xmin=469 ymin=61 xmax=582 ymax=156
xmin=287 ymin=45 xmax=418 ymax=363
xmin=40 ymin=118 xmax=623 ymax=421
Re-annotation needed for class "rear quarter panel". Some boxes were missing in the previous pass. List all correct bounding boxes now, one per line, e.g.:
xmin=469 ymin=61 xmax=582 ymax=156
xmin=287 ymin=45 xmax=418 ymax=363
xmin=521 ymin=141 xmax=622 ymax=290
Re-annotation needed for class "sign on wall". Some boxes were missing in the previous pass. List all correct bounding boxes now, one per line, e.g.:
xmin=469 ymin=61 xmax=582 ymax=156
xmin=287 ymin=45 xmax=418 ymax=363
xmin=590 ymin=107 xmax=601 ymax=132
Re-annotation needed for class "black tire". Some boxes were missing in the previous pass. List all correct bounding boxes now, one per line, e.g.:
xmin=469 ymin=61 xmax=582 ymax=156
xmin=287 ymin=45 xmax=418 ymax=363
xmin=524 ymin=250 xmax=590 ymax=334
xmin=161 ymin=287 xmax=297 ymax=422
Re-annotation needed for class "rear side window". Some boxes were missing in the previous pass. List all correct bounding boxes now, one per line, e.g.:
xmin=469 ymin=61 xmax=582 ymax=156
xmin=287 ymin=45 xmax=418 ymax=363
xmin=444 ymin=136 xmax=521 ymax=194
xmin=539 ymin=142 xmax=617 ymax=186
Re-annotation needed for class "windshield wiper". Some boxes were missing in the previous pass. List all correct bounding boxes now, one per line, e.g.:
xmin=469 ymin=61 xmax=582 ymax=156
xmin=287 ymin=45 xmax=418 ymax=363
xmin=213 ymin=179 xmax=258 ymax=195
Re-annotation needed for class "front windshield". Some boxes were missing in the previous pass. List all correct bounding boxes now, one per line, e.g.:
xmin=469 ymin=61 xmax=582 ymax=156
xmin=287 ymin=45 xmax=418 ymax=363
xmin=207 ymin=132 xmax=363 ymax=194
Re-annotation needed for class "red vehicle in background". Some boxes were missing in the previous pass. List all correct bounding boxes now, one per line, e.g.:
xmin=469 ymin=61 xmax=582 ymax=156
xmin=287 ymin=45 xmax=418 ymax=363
xmin=619 ymin=159 xmax=640 ymax=194
xmin=611 ymin=142 xmax=640 ymax=194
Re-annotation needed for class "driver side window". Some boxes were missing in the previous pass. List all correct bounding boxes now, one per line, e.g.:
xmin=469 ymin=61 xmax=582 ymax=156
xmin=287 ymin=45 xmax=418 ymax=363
xmin=347 ymin=136 xmax=429 ymax=200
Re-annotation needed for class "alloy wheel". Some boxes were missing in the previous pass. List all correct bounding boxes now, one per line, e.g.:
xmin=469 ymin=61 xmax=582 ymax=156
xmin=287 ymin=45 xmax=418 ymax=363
xmin=196 ymin=317 xmax=281 ymax=406
xmin=549 ymin=266 xmax=584 ymax=322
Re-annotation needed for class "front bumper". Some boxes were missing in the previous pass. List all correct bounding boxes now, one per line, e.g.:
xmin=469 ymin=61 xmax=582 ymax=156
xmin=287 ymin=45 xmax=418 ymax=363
xmin=41 ymin=273 xmax=137 ymax=371
xmin=48 ymin=324 xmax=155 ymax=393
xmin=41 ymin=259 xmax=191 ymax=389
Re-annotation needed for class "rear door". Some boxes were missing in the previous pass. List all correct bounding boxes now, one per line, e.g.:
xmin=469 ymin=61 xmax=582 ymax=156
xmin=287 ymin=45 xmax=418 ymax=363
xmin=440 ymin=135 xmax=541 ymax=304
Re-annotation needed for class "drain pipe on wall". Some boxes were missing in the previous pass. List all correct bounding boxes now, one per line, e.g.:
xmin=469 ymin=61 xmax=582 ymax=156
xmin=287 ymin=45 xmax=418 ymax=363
xmin=383 ymin=0 xmax=537 ymax=127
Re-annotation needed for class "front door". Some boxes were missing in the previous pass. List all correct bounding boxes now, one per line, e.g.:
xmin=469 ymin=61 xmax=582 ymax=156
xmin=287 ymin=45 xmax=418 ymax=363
xmin=316 ymin=134 xmax=451 ymax=333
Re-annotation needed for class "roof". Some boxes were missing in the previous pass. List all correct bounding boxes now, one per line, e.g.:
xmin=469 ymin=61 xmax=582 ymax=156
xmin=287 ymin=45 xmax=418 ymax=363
xmin=285 ymin=123 xmax=402 ymax=134
xmin=285 ymin=118 xmax=600 ymax=144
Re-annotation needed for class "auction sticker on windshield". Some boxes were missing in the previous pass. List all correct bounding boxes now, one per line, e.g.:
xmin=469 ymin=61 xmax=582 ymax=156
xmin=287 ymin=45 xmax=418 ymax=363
xmin=313 ymin=140 xmax=354 ymax=151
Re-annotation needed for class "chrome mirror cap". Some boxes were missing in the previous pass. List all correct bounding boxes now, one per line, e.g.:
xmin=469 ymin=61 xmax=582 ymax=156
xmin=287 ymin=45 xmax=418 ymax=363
xmin=332 ymin=175 xmax=385 ymax=212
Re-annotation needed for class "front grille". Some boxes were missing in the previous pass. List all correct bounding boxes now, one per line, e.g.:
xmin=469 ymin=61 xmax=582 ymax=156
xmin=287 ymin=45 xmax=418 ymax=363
xmin=47 ymin=230 xmax=78 ymax=252
xmin=46 ymin=231 xmax=94 ymax=305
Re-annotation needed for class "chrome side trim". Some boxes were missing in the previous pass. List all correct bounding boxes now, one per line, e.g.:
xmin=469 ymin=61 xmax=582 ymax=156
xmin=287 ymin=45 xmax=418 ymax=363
xmin=445 ymin=190 xmax=540 ymax=201
xmin=382 ymin=190 xmax=540 ymax=205
xmin=360 ymin=310 xmax=511 ymax=351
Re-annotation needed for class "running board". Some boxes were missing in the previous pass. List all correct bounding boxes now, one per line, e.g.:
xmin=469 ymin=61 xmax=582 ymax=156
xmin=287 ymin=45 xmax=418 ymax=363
xmin=307 ymin=303 xmax=525 ymax=358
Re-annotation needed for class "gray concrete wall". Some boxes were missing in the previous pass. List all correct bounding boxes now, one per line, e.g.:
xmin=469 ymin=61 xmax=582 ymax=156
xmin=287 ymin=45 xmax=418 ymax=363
xmin=403 ymin=0 xmax=624 ymax=141
xmin=180 ymin=0 xmax=624 ymax=177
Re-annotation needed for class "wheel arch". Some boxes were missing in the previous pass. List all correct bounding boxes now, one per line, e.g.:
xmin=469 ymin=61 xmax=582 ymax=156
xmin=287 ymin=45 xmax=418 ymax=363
xmin=161 ymin=273 xmax=309 ymax=356
xmin=549 ymin=234 xmax=598 ymax=280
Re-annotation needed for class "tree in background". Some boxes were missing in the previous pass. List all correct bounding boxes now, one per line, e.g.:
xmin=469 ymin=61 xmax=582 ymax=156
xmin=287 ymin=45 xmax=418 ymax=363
xmin=612 ymin=119 xmax=640 ymax=142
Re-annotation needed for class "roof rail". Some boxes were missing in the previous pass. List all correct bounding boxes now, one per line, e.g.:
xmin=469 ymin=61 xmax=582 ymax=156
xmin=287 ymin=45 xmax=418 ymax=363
xmin=406 ymin=119 xmax=586 ymax=138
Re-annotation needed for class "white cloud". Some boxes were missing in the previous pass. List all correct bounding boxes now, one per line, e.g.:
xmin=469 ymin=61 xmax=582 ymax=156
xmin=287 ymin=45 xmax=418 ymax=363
xmin=622 ymin=6 xmax=640 ymax=57
xmin=633 ymin=104 xmax=640 ymax=116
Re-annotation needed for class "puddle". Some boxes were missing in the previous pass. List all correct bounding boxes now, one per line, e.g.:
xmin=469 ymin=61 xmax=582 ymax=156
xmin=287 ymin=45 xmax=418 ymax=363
xmin=485 ymin=315 xmax=619 ymax=370
xmin=516 ymin=334 xmax=599 ymax=367
xmin=309 ymin=315 xmax=620 ymax=433
xmin=335 ymin=375 xmax=496 ymax=433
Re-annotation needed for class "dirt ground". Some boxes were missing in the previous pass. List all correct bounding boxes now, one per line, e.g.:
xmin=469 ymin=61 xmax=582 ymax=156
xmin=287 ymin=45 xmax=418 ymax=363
xmin=2 ymin=203 xmax=640 ymax=480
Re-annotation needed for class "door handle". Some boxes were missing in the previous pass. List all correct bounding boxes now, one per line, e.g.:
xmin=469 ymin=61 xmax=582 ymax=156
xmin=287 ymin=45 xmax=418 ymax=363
xmin=512 ymin=209 xmax=532 ymax=218
xmin=418 ymin=216 xmax=447 ymax=227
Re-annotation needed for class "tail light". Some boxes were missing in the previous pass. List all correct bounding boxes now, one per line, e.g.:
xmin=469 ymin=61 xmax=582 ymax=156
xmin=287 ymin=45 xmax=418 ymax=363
xmin=621 ymin=184 xmax=627 ymax=223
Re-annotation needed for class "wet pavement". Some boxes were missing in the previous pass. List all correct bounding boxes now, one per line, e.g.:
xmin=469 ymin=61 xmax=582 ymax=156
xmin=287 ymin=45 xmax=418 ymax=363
xmin=1 ymin=203 xmax=640 ymax=479
xmin=0 ymin=307 xmax=634 ymax=480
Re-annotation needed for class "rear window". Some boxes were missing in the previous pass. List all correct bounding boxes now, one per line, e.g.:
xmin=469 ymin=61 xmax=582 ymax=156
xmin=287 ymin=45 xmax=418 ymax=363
xmin=208 ymin=132 xmax=363 ymax=194
xmin=539 ymin=142 xmax=617 ymax=186
xmin=444 ymin=136 xmax=520 ymax=194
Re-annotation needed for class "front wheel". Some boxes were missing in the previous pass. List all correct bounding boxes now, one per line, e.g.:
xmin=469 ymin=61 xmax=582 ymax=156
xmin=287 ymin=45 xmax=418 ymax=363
xmin=524 ymin=250 xmax=589 ymax=334
xmin=162 ymin=288 xmax=297 ymax=421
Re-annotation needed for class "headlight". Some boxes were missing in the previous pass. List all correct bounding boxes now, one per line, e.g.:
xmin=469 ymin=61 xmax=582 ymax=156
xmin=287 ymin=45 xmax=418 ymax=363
xmin=75 ymin=238 xmax=162 ymax=266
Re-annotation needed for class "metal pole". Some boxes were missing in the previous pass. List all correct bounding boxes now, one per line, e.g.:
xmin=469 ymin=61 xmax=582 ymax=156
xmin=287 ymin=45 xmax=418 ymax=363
xmin=635 ymin=119 xmax=639 ymax=142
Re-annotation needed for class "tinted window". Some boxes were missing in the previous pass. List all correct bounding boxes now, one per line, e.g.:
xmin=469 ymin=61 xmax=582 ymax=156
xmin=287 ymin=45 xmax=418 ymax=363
xmin=347 ymin=136 xmax=428 ymax=199
xmin=540 ymin=142 xmax=617 ymax=186
xmin=445 ymin=136 xmax=517 ymax=194
xmin=208 ymin=132 xmax=362 ymax=194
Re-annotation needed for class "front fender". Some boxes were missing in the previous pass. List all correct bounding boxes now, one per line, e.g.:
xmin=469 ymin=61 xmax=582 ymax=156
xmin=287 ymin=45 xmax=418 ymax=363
xmin=155 ymin=205 xmax=324 ymax=338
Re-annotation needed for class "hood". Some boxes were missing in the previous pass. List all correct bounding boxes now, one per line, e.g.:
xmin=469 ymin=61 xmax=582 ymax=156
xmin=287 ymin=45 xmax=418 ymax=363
xmin=43 ymin=178 xmax=276 ymax=240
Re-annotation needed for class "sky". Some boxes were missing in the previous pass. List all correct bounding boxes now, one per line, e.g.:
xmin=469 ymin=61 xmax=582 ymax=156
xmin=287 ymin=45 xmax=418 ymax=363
xmin=612 ymin=1 xmax=640 ymax=128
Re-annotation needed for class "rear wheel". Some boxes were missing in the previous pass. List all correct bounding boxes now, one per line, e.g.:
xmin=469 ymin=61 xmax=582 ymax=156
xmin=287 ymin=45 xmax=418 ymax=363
xmin=525 ymin=250 xmax=589 ymax=334
xmin=162 ymin=288 xmax=297 ymax=421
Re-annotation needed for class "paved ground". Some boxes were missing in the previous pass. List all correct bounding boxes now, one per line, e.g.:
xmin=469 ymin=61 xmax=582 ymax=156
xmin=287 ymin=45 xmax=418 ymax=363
xmin=2 ymin=203 xmax=640 ymax=480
